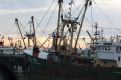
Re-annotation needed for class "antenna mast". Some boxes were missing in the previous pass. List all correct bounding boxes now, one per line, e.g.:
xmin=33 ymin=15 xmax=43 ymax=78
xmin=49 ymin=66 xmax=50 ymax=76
xmin=94 ymin=22 xmax=99 ymax=42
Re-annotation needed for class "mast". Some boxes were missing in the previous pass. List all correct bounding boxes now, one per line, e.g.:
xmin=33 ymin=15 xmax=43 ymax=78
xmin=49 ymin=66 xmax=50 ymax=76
xmin=94 ymin=22 xmax=99 ymax=42
xmin=69 ymin=0 xmax=73 ymax=19
xmin=30 ymin=16 xmax=39 ymax=57
xmin=56 ymin=0 xmax=63 ymax=52
xmin=74 ymin=0 xmax=91 ymax=53
xmin=15 ymin=18 xmax=26 ymax=48
xmin=69 ymin=0 xmax=74 ymax=54
xmin=31 ymin=16 xmax=36 ymax=47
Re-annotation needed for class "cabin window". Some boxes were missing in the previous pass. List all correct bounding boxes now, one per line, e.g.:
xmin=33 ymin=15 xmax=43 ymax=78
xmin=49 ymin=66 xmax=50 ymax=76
xmin=120 ymin=47 xmax=121 ymax=51
xmin=103 ymin=43 xmax=112 ymax=45
xmin=105 ymin=46 xmax=107 ymax=51
xmin=105 ymin=46 xmax=111 ymax=51
xmin=118 ymin=57 xmax=120 ymax=61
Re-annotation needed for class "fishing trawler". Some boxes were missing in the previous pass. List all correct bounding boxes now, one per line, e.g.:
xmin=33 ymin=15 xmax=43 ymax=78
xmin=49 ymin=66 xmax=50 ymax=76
xmin=0 ymin=35 xmax=27 ymax=80
xmin=21 ymin=0 xmax=121 ymax=80
xmin=81 ymin=24 xmax=121 ymax=67
xmin=0 ymin=0 xmax=119 ymax=80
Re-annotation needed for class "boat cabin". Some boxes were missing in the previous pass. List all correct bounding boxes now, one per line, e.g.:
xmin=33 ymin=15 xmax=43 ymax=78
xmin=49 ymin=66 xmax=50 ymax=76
xmin=92 ymin=41 xmax=121 ymax=67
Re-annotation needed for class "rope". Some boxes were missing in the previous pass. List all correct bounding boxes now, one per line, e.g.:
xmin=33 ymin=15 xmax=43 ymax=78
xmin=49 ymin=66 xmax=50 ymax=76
xmin=91 ymin=4 xmax=93 ymax=35
xmin=40 ymin=28 xmax=57 ymax=48
xmin=73 ymin=3 xmax=92 ymax=26
xmin=17 ymin=20 xmax=28 ymax=34
xmin=35 ymin=0 xmax=56 ymax=30
xmin=39 ymin=5 xmax=58 ymax=48
xmin=93 ymin=0 xmax=121 ymax=34
xmin=41 ymin=4 xmax=58 ymax=35
xmin=73 ymin=0 xmax=85 ymax=20
xmin=35 ymin=4 xmax=58 ymax=45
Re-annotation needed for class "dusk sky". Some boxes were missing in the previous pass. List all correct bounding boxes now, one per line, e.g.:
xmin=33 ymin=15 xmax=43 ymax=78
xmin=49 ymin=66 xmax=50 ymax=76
xmin=0 ymin=0 xmax=121 ymax=37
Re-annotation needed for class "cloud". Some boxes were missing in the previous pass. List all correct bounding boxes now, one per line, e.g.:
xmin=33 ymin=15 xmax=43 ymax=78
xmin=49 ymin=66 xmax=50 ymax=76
xmin=0 ymin=0 xmax=52 ymax=9
xmin=0 ymin=8 xmax=42 ymax=15
xmin=0 ymin=0 xmax=58 ymax=15
xmin=0 ymin=5 xmax=58 ymax=15
xmin=95 ymin=0 xmax=121 ymax=8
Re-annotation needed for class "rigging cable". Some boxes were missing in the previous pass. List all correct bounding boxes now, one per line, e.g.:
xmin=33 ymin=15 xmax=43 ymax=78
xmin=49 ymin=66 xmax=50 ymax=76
xmin=35 ymin=4 xmax=58 ymax=47
xmin=73 ymin=0 xmax=85 ymax=20
xmin=35 ymin=0 xmax=56 ymax=30
xmin=36 ymin=39 xmax=45 ymax=48
xmin=73 ymin=2 xmax=92 ymax=25
xmin=90 ymin=2 xmax=94 ymax=35
xmin=39 ymin=28 xmax=57 ymax=48
xmin=97 ymin=27 xmax=121 ymax=31
xmin=93 ymin=0 xmax=121 ymax=34
xmin=41 ymin=4 xmax=58 ymax=35
xmin=17 ymin=20 xmax=28 ymax=34
xmin=35 ymin=4 xmax=57 ymax=47
xmin=39 ymin=23 xmax=63 ymax=48
xmin=63 ymin=3 xmax=68 ymax=16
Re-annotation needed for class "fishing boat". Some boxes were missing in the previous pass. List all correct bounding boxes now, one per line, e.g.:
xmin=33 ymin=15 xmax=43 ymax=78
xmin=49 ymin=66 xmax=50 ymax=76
xmin=20 ymin=0 xmax=121 ymax=80
xmin=0 ymin=0 xmax=117 ymax=80
xmin=0 ymin=35 xmax=28 ymax=80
